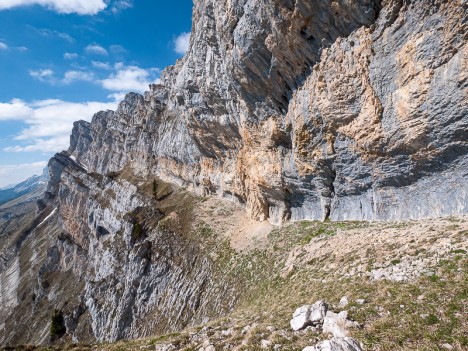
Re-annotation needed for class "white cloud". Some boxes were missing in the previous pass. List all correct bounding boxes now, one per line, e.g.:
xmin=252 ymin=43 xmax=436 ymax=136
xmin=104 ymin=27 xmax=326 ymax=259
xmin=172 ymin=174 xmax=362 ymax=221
xmin=107 ymin=92 xmax=127 ymax=102
xmin=62 ymin=70 xmax=94 ymax=84
xmin=64 ymin=52 xmax=78 ymax=60
xmin=0 ymin=99 xmax=33 ymax=120
xmin=0 ymin=41 xmax=28 ymax=52
xmin=34 ymin=27 xmax=74 ymax=42
xmin=85 ymin=44 xmax=108 ymax=56
xmin=0 ymin=98 xmax=117 ymax=153
xmin=111 ymin=0 xmax=133 ymax=14
xmin=30 ymin=68 xmax=94 ymax=85
xmin=101 ymin=63 xmax=160 ymax=93
xmin=109 ymin=44 xmax=126 ymax=54
xmin=0 ymin=0 xmax=107 ymax=15
xmin=29 ymin=68 xmax=54 ymax=82
xmin=92 ymin=61 xmax=111 ymax=70
xmin=0 ymin=161 xmax=48 ymax=188
xmin=174 ymin=32 xmax=191 ymax=55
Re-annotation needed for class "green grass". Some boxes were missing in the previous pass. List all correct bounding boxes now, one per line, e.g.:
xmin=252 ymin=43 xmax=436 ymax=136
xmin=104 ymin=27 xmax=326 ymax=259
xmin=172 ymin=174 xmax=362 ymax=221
xmin=131 ymin=221 xmax=144 ymax=241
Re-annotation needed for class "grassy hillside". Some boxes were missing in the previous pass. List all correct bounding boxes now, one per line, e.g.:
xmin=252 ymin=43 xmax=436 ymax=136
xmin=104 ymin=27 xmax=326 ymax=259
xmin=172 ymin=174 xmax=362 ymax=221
xmin=6 ymin=201 xmax=466 ymax=351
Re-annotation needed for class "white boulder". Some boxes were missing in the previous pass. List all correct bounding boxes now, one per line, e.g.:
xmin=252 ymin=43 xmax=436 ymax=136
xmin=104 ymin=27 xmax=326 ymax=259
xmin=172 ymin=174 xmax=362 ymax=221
xmin=322 ymin=311 xmax=359 ymax=338
xmin=302 ymin=337 xmax=363 ymax=351
xmin=290 ymin=301 xmax=328 ymax=331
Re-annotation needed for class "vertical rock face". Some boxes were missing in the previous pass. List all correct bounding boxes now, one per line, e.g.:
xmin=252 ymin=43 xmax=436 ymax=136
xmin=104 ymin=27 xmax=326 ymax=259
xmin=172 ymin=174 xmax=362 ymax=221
xmin=66 ymin=0 xmax=467 ymax=224
xmin=0 ymin=0 xmax=467 ymax=345
xmin=287 ymin=0 xmax=467 ymax=221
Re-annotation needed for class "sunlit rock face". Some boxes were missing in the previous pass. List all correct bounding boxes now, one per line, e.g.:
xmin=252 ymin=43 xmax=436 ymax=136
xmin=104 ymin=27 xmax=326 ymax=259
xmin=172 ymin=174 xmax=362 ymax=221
xmin=1 ymin=0 xmax=466 ymax=345
xmin=69 ymin=0 xmax=467 ymax=224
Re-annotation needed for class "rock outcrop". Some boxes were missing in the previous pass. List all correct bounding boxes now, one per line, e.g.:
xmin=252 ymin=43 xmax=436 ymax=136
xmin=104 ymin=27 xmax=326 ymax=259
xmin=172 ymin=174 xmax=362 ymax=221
xmin=0 ymin=0 xmax=467 ymax=346
xmin=322 ymin=311 xmax=359 ymax=338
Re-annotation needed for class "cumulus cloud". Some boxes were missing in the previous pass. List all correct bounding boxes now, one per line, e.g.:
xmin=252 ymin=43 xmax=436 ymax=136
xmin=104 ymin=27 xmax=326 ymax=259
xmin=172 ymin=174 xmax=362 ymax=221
xmin=85 ymin=44 xmax=108 ymax=56
xmin=0 ymin=99 xmax=33 ymax=120
xmin=174 ymin=32 xmax=191 ymax=55
xmin=29 ymin=69 xmax=92 ymax=85
xmin=29 ymin=62 xmax=160 ymax=92
xmin=0 ymin=161 xmax=48 ymax=188
xmin=0 ymin=0 xmax=107 ymax=15
xmin=64 ymin=52 xmax=78 ymax=60
xmin=0 ymin=42 xmax=28 ymax=52
xmin=62 ymin=70 xmax=94 ymax=84
xmin=29 ymin=68 xmax=54 ymax=82
xmin=101 ymin=63 xmax=160 ymax=93
xmin=107 ymin=92 xmax=127 ymax=103
xmin=0 ymin=98 xmax=117 ymax=153
xmin=109 ymin=44 xmax=126 ymax=54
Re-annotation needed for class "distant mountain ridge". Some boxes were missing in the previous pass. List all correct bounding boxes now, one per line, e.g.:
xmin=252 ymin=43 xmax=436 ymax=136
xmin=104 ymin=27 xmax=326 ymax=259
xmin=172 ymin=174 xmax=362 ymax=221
xmin=0 ymin=170 xmax=48 ymax=206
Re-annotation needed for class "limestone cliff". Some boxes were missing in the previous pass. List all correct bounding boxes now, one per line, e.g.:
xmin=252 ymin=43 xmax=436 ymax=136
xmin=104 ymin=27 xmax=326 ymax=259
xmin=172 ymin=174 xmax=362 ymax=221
xmin=0 ymin=0 xmax=466 ymax=346
xmin=66 ymin=0 xmax=467 ymax=223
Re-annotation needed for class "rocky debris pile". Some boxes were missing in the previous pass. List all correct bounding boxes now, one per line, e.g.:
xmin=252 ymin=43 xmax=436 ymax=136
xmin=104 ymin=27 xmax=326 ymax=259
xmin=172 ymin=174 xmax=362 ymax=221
xmin=290 ymin=300 xmax=363 ymax=351
xmin=369 ymin=256 xmax=438 ymax=282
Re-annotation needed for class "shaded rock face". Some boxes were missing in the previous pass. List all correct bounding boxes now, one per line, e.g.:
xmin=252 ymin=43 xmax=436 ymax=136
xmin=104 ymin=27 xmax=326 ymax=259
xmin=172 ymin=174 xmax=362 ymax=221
xmin=42 ymin=155 xmax=235 ymax=343
xmin=287 ymin=0 xmax=468 ymax=221
xmin=1 ymin=0 xmax=467 ymax=346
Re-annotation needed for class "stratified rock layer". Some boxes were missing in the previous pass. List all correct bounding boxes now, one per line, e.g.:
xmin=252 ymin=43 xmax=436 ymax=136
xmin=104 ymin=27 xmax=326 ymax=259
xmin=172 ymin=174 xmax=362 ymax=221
xmin=0 ymin=0 xmax=467 ymax=346
xmin=69 ymin=0 xmax=467 ymax=224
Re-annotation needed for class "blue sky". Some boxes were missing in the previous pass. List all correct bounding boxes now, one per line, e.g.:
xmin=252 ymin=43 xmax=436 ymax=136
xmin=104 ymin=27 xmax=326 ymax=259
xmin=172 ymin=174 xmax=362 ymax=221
xmin=0 ymin=0 xmax=193 ymax=187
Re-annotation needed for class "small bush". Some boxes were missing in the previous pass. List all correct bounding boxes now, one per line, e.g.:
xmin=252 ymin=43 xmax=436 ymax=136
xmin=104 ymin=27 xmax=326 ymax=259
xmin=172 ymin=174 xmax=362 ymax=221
xmin=132 ymin=221 xmax=144 ymax=241
xmin=425 ymin=314 xmax=439 ymax=325
xmin=106 ymin=171 xmax=121 ymax=180
xmin=50 ymin=309 xmax=66 ymax=341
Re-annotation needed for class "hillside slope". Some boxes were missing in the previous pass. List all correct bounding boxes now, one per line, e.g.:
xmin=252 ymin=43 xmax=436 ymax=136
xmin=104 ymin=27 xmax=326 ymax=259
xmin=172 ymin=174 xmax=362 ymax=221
xmin=6 ymin=212 xmax=468 ymax=350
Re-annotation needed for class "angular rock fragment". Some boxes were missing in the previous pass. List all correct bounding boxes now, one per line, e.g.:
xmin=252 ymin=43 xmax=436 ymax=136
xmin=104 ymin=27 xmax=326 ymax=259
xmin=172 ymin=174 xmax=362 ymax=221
xmin=322 ymin=311 xmax=359 ymax=338
xmin=291 ymin=305 xmax=312 ymax=331
xmin=302 ymin=337 xmax=363 ymax=351
xmin=338 ymin=296 xmax=349 ymax=308
xmin=290 ymin=301 xmax=328 ymax=331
